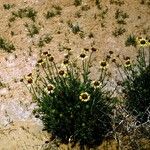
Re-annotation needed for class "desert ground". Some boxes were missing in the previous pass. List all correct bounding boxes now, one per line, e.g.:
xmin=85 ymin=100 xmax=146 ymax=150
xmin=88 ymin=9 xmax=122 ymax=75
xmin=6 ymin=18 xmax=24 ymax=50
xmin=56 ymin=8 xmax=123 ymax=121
xmin=0 ymin=0 xmax=149 ymax=149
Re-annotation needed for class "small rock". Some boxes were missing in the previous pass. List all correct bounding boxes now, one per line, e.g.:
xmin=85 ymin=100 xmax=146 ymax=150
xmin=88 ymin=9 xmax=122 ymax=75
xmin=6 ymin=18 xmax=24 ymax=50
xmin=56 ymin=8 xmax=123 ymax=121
xmin=0 ymin=88 xmax=8 ymax=96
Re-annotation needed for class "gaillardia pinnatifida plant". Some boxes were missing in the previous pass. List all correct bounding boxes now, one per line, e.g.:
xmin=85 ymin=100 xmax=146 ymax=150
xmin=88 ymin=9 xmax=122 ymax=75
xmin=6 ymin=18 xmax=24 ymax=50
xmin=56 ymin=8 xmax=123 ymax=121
xmin=114 ymin=38 xmax=150 ymax=123
xmin=21 ymin=48 xmax=114 ymax=149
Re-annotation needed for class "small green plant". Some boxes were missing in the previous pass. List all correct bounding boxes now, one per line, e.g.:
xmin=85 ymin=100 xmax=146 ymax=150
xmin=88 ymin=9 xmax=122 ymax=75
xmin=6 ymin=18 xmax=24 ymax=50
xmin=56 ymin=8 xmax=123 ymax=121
xmin=125 ymin=35 xmax=137 ymax=47
xmin=74 ymin=0 xmax=82 ymax=6
xmin=115 ymin=9 xmax=129 ymax=25
xmin=37 ymin=34 xmax=52 ymax=47
xmin=0 ymin=81 xmax=6 ymax=89
xmin=22 ymin=48 xmax=114 ymax=149
xmin=0 ymin=37 xmax=15 ymax=53
xmin=44 ymin=6 xmax=62 ymax=19
xmin=114 ymin=38 xmax=150 ymax=123
xmin=24 ymin=23 xmax=40 ymax=37
xmin=81 ymin=5 xmax=90 ymax=11
xmin=3 ymin=3 xmax=15 ymax=10
xmin=67 ymin=21 xmax=81 ymax=34
xmin=112 ymin=27 xmax=126 ymax=37
xmin=88 ymin=32 xmax=94 ymax=38
xmin=12 ymin=7 xmax=37 ymax=21
xmin=95 ymin=0 xmax=102 ymax=9
xmin=75 ymin=11 xmax=82 ymax=18
xmin=9 ymin=17 xmax=16 ymax=22
xmin=45 ymin=11 xmax=55 ymax=19
xmin=99 ymin=7 xmax=108 ymax=19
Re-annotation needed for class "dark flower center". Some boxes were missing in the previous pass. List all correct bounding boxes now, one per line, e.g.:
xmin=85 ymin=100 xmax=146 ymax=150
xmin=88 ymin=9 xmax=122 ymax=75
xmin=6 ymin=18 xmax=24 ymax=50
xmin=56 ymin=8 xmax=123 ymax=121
xmin=84 ymin=48 xmax=89 ymax=51
xmin=125 ymin=60 xmax=131 ymax=65
xmin=27 ymin=78 xmax=33 ymax=84
xmin=101 ymin=61 xmax=107 ymax=67
xmin=94 ymin=81 xmax=100 ymax=86
xmin=109 ymin=51 xmax=114 ymax=55
xmin=80 ymin=53 xmax=86 ymax=58
xmin=47 ymin=85 xmax=53 ymax=91
xmin=63 ymin=59 xmax=69 ymax=65
xmin=59 ymin=70 xmax=65 ymax=75
xmin=38 ymin=59 xmax=43 ymax=64
xmin=140 ymin=40 xmax=146 ymax=45
xmin=82 ymin=94 xmax=88 ymax=99
xmin=43 ymin=51 xmax=48 ymax=55
xmin=91 ymin=47 xmax=97 ymax=52
xmin=27 ymin=73 xmax=32 ymax=77
xmin=49 ymin=57 xmax=54 ymax=62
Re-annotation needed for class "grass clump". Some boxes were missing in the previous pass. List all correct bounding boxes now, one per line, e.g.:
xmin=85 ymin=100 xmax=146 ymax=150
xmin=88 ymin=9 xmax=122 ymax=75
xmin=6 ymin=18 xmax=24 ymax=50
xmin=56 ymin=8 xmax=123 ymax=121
xmin=12 ymin=7 xmax=37 ymax=21
xmin=0 ymin=37 xmax=15 ymax=53
xmin=22 ymin=48 xmax=114 ymax=149
xmin=125 ymin=34 xmax=137 ymax=47
xmin=24 ymin=23 xmax=40 ymax=37
xmin=67 ymin=21 xmax=81 ymax=34
xmin=112 ymin=27 xmax=126 ymax=37
xmin=37 ymin=34 xmax=52 ymax=47
xmin=44 ymin=6 xmax=62 ymax=19
xmin=95 ymin=0 xmax=102 ymax=9
xmin=3 ymin=3 xmax=15 ymax=10
xmin=74 ymin=0 xmax=82 ymax=6
xmin=115 ymin=9 xmax=129 ymax=25
xmin=114 ymin=38 xmax=150 ymax=123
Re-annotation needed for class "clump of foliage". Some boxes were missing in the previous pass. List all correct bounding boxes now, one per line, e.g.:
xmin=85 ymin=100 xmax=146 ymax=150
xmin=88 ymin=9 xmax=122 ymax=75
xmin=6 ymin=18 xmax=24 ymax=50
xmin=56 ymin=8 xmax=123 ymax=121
xmin=3 ymin=3 xmax=15 ymax=10
xmin=98 ymin=7 xmax=108 ymax=20
xmin=125 ymin=34 xmax=137 ymax=47
xmin=74 ymin=0 xmax=82 ymax=6
xmin=24 ymin=23 xmax=40 ymax=37
xmin=115 ymin=9 xmax=129 ymax=25
xmin=81 ymin=5 xmax=90 ymax=11
xmin=37 ymin=34 xmax=53 ymax=47
xmin=95 ymin=0 xmax=102 ymax=9
xmin=114 ymin=38 xmax=150 ymax=123
xmin=22 ymin=48 xmax=114 ymax=149
xmin=12 ymin=7 xmax=37 ymax=21
xmin=0 ymin=37 xmax=15 ymax=53
xmin=44 ymin=5 xmax=62 ymax=19
xmin=67 ymin=21 xmax=81 ymax=34
xmin=112 ymin=27 xmax=126 ymax=37
xmin=140 ymin=0 xmax=150 ymax=6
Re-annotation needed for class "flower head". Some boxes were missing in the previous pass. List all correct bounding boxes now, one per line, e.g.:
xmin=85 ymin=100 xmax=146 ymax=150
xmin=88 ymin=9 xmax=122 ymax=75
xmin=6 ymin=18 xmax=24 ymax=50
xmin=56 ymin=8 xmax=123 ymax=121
xmin=79 ymin=53 xmax=87 ymax=60
xmin=124 ymin=56 xmax=130 ymax=60
xmin=137 ymin=38 xmax=148 ymax=47
xmin=125 ymin=59 xmax=131 ymax=68
xmin=109 ymin=51 xmax=114 ymax=55
xmin=49 ymin=56 xmax=54 ymax=62
xmin=63 ymin=59 xmax=69 ymax=66
xmin=112 ymin=58 xmax=116 ymax=63
xmin=27 ymin=78 xmax=33 ymax=87
xmin=100 ymin=61 xmax=108 ymax=69
xmin=58 ymin=69 xmax=67 ymax=77
xmin=41 ymin=51 xmax=49 ymax=57
xmin=26 ymin=73 xmax=32 ymax=79
xmin=79 ymin=92 xmax=90 ymax=102
xmin=20 ymin=78 xmax=24 ymax=82
xmin=65 ymin=47 xmax=71 ymax=51
xmin=44 ymin=84 xmax=55 ymax=94
xmin=84 ymin=48 xmax=89 ymax=52
xmin=91 ymin=47 xmax=97 ymax=52
xmin=37 ymin=59 xmax=44 ymax=66
xmin=91 ymin=80 xmax=101 ymax=89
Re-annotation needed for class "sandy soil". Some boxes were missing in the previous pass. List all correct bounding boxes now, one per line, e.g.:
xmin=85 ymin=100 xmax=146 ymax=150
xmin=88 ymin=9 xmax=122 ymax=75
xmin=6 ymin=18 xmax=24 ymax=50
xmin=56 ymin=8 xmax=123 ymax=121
xmin=0 ymin=0 xmax=149 ymax=149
